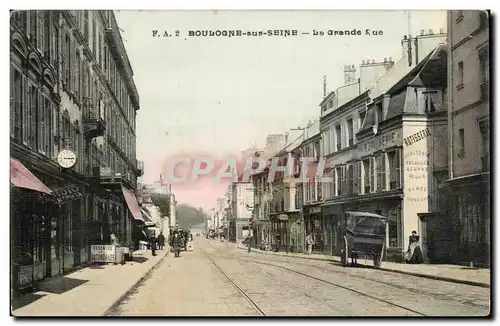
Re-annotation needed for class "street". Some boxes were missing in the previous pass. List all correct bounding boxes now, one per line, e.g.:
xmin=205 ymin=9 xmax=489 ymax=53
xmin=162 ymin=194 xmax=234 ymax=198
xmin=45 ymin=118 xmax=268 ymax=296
xmin=108 ymin=237 xmax=490 ymax=317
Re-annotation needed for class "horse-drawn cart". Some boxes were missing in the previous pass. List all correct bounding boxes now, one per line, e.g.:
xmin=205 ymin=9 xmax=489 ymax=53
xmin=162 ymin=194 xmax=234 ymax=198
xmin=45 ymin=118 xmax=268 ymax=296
xmin=340 ymin=211 xmax=387 ymax=269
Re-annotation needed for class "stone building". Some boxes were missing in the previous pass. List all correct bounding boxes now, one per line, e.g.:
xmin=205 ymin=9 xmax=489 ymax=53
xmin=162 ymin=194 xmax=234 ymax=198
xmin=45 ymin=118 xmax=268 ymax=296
xmin=445 ymin=10 xmax=490 ymax=266
xmin=10 ymin=10 xmax=143 ymax=293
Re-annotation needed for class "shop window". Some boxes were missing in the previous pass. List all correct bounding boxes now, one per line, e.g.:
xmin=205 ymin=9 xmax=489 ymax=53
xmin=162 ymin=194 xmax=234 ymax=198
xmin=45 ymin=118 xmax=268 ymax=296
xmin=388 ymin=211 xmax=401 ymax=248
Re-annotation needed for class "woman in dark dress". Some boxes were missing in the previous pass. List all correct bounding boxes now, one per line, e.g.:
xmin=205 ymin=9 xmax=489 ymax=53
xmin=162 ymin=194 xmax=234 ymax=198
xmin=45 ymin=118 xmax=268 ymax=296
xmin=405 ymin=230 xmax=423 ymax=264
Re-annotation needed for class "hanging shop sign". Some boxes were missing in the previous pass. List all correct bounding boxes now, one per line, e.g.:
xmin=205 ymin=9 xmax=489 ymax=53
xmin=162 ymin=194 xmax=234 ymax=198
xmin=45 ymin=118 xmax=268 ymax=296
xmin=52 ymin=184 xmax=85 ymax=204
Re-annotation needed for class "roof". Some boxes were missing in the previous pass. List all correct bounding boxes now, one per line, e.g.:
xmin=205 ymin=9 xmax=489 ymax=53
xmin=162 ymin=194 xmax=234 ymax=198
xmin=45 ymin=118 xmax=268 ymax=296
xmin=345 ymin=211 xmax=387 ymax=219
xmin=360 ymin=44 xmax=447 ymax=133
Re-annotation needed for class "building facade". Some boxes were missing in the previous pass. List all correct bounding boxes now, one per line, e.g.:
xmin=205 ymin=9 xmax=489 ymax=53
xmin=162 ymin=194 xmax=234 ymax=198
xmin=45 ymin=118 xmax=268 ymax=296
xmin=10 ymin=10 xmax=143 ymax=294
xmin=446 ymin=10 xmax=490 ymax=266
xmin=292 ymin=120 xmax=321 ymax=254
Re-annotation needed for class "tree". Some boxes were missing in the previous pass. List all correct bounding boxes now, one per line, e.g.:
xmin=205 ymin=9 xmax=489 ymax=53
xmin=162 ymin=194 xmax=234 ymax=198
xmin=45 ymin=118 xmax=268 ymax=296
xmin=176 ymin=204 xmax=206 ymax=230
xmin=150 ymin=193 xmax=171 ymax=218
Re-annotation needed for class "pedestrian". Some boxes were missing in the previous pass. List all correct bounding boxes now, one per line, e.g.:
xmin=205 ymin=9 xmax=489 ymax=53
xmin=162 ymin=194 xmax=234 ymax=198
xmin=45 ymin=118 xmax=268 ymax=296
xmin=405 ymin=230 xmax=423 ymax=264
xmin=150 ymin=235 xmax=157 ymax=256
xmin=306 ymin=232 xmax=314 ymax=255
xmin=157 ymin=232 xmax=165 ymax=250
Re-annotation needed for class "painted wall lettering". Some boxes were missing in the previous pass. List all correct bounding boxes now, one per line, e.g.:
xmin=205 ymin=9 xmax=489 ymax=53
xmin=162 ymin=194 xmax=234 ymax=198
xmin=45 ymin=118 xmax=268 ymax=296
xmin=403 ymin=128 xmax=431 ymax=147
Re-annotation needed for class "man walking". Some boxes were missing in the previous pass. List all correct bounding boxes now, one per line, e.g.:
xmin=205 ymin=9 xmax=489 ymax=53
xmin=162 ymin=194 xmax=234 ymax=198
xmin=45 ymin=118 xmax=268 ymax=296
xmin=157 ymin=232 xmax=165 ymax=250
xmin=306 ymin=232 xmax=314 ymax=255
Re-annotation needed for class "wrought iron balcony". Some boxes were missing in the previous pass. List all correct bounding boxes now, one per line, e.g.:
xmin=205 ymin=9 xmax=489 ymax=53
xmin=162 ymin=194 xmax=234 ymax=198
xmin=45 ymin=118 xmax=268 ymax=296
xmin=82 ymin=97 xmax=106 ymax=139
xmin=137 ymin=160 xmax=144 ymax=176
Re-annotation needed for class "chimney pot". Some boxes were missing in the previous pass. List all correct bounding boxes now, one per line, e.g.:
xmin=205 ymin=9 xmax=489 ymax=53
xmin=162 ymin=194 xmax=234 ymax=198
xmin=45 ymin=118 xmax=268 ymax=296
xmin=420 ymin=29 xmax=425 ymax=36
xmin=362 ymin=60 xmax=365 ymax=65
xmin=429 ymin=29 xmax=433 ymax=34
xmin=439 ymin=28 xmax=444 ymax=34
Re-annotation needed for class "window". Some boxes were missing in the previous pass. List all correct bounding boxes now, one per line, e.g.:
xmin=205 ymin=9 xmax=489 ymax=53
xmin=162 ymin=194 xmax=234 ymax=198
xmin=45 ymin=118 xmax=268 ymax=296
xmin=357 ymin=161 xmax=363 ymax=194
xmin=479 ymin=120 xmax=489 ymax=172
xmin=388 ymin=149 xmax=402 ymax=189
xmin=376 ymin=104 xmax=383 ymax=124
xmin=376 ymin=153 xmax=386 ymax=192
xmin=363 ymin=158 xmax=371 ymax=194
xmin=11 ymin=67 xmax=23 ymax=140
xmin=457 ymin=61 xmax=464 ymax=87
xmin=336 ymin=167 xmax=343 ymax=196
xmin=64 ymin=33 xmax=71 ymax=86
xmin=347 ymin=164 xmax=354 ymax=194
xmin=458 ymin=128 xmax=465 ymax=156
xmin=328 ymin=100 xmax=333 ymax=109
xmin=347 ymin=119 xmax=354 ymax=146
xmin=323 ymin=129 xmax=330 ymax=155
xmin=83 ymin=11 xmax=89 ymax=42
xmin=335 ymin=125 xmax=341 ymax=151
xmin=43 ymin=12 xmax=51 ymax=59
xmin=423 ymin=91 xmax=438 ymax=113
xmin=92 ymin=17 xmax=97 ymax=56
xmin=321 ymin=105 xmax=326 ymax=113
xmin=76 ymin=51 xmax=81 ymax=102
xmin=359 ymin=111 xmax=366 ymax=129
xmin=479 ymin=47 xmax=489 ymax=102
xmin=27 ymin=84 xmax=37 ymax=148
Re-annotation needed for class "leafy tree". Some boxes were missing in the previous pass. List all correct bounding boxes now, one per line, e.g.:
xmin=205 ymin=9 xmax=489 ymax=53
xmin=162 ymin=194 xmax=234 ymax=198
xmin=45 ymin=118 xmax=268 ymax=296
xmin=176 ymin=204 xmax=207 ymax=230
xmin=150 ymin=193 xmax=171 ymax=218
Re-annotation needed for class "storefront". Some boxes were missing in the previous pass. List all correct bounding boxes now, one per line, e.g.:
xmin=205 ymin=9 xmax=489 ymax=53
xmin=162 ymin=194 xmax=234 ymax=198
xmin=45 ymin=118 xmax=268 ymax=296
xmin=303 ymin=205 xmax=322 ymax=253
xmin=446 ymin=174 xmax=490 ymax=267
xmin=10 ymin=157 xmax=55 ymax=294
xmin=270 ymin=214 xmax=289 ymax=250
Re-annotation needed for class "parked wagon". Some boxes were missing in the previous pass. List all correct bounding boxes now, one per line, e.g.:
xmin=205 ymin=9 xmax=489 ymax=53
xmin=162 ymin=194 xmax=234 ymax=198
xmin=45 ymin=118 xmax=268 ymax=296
xmin=340 ymin=211 xmax=387 ymax=269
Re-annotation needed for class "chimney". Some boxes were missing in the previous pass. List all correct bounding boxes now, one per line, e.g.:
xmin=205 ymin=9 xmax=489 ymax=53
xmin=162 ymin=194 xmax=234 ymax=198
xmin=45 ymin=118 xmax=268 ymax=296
xmin=384 ymin=57 xmax=387 ymax=63
xmin=420 ymin=29 xmax=425 ymax=36
xmin=439 ymin=28 xmax=444 ymax=34
xmin=362 ymin=60 xmax=366 ymax=65
xmin=429 ymin=29 xmax=433 ymax=35
xmin=322 ymin=75 xmax=327 ymax=98
xmin=401 ymin=30 xmax=446 ymax=68
xmin=389 ymin=57 xmax=392 ymax=63
xmin=344 ymin=63 xmax=356 ymax=85
xmin=404 ymin=35 xmax=407 ymax=40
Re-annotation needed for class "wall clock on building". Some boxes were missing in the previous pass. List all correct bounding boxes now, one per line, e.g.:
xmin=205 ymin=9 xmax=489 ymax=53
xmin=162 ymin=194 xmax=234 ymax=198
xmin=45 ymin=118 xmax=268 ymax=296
xmin=56 ymin=149 xmax=77 ymax=169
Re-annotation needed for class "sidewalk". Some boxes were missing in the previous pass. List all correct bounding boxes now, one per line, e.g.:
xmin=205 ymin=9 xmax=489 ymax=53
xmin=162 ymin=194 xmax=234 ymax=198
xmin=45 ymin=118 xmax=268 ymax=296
xmin=12 ymin=249 xmax=170 ymax=317
xmin=237 ymin=245 xmax=490 ymax=288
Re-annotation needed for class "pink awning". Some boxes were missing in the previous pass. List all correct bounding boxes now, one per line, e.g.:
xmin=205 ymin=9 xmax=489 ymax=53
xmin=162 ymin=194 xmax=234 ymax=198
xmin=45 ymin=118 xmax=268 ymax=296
xmin=10 ymin=157 xmax=52 ymax=195
xmin=121 ymin=185 xmax=144 ymax=221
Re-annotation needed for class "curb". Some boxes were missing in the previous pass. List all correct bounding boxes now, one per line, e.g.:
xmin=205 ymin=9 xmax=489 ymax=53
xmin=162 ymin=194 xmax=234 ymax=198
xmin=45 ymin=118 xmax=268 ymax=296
xmin=238 ymin=247 xmax=490 ymax=289
xmin=103 ymin=249 xmax=170 ymax=316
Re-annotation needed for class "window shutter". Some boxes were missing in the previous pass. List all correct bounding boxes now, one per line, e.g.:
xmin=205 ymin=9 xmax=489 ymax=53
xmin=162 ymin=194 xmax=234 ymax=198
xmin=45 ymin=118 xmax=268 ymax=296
xmin=352 ymin=163 xmax=357 ymax=194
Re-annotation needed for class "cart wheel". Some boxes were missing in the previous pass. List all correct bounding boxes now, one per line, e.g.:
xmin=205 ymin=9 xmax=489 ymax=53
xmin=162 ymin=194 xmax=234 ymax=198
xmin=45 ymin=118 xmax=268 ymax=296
xmin=340 ymin=236 xmax=349 ymax=267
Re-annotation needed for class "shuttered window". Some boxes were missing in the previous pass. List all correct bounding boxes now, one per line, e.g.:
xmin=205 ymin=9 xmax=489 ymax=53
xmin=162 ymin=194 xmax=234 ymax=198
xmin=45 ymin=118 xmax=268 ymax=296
xmin=37 ymin=93 xmax=45 ymax=153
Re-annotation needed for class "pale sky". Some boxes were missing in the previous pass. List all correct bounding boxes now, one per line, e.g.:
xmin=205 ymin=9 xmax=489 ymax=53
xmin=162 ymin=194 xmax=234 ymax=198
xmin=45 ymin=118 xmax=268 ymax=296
xmin=114 ymin=10 xmax=446 ymax=210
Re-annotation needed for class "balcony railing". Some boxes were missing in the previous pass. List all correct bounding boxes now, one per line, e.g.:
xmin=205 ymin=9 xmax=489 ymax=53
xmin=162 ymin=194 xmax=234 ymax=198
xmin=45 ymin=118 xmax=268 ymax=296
xmin=82 ymin=97 xmax=106 ymax=139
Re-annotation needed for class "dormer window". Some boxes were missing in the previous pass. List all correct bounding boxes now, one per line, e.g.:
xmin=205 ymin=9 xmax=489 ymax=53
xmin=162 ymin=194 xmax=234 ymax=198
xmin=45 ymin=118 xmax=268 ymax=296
xmin=376 ymin=104 xmax=383 ymax=124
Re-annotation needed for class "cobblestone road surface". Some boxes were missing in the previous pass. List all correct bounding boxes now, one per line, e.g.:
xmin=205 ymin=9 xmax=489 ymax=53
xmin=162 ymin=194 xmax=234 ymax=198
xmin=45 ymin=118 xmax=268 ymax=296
xmin=110 ymin=237 xmax=490 ymax=317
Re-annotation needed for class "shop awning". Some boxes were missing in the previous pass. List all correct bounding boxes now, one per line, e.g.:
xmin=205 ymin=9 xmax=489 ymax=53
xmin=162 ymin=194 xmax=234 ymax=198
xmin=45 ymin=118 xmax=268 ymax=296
xmin=121 ymin=185 xmax=144 ymax=221
xmin=141 ymin=208 xmax=153 ymax=222
xmin=10 ymin=157 xmax=52 ymax=195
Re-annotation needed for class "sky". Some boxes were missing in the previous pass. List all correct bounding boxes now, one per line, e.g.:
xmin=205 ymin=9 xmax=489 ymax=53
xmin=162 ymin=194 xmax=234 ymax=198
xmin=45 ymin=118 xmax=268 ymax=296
xmin=114 ymin=10 xmax=447 ymax=210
